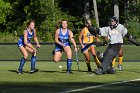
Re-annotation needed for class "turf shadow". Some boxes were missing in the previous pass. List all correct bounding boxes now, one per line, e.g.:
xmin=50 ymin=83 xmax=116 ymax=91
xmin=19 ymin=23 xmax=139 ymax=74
xmin=0 ymin=81 xmax=140 ymax=93
xmin=39 ymin=70 xmax=60 ymax=73
xmin=8 ymin=70 xmax=29 ymax=74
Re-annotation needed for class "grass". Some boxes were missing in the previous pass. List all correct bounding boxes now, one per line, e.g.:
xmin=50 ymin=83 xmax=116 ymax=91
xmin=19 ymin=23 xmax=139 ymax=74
xmin=0 ymin=45 xmax=140 ymax=61
xmin=0 ymin=45 xmax=140 ymax=93
xmin=0 ymin=61 xmax=140 ymax=93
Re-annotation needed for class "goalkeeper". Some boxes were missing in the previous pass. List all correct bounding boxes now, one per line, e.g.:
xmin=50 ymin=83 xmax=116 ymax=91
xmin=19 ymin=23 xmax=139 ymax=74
xmin=87 ymin=16 xmax=139 ymax=74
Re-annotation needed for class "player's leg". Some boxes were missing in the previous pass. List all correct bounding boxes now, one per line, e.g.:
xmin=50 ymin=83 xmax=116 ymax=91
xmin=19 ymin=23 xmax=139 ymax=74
xmin=96 ymin=51 xmax=103 ymax=62
xmin=25 ymin=44 xmax=38 ymax=73
xmin=90 ymin=45 xmax=101 ymax=68
xmin=106 ymin=44 xmax=121 ymax=73
xmin=118 ymin=47 xmax=123 ymax=71
xmin=97 ymin=46 xmax=114 ymax=74
xmin=53 ymin=44 xmax=63 ymax=62
xmin=83 ymin=51 xmax=92 ymax=72
xmin=64 ymin=46 xmax=73 ymax=73
xmin=95 ymin=44 xmax=121 ymax=74
xmin=53 ymin=51 xmax=62 ymax=62
xmin=17 ymin=46 xmax=28 ymax=74
xmin=112 ymin=58 xmax=116 ymax=67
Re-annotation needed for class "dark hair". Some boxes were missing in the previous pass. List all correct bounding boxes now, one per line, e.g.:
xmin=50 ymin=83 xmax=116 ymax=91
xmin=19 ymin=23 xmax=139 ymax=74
xmin=27 ymin=20 xmax=35 ymax=28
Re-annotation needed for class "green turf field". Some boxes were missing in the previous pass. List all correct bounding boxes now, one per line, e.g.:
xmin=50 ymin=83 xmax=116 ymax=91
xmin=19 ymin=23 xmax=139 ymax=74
xmin=0 ymin=45 xmax=140 ymax=61
xmin=0 ymin=61 xmax=140 ymax=93
xmin=0 ymin=45 xmax=140 ymax=93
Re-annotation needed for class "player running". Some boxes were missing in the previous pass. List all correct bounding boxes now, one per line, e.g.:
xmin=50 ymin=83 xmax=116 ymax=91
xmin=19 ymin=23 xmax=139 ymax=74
xmin=17 ymin=20 xmax=40 ymax=74
xmin=79 ymin=20 xmax=101 ymax=72
xmin=53 ymin=19 xmax=77 ymax=74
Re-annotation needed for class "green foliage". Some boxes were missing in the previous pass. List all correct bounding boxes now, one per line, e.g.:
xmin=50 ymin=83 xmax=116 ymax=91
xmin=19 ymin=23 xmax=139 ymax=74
xmin=127 ymin=17 xmax=140 ymax=41
xmin=0 ymin=0 xmax=140 ymax=42
xmin=0 ymin=32 xmax=16 ymax=42
xmin=0 ymin=0 xmax=12 ymax=24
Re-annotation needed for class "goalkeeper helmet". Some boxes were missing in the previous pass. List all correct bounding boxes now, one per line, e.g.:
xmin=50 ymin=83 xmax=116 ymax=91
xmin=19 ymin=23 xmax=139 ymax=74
xmin=110 ymin=16 xmax=119 ymax=29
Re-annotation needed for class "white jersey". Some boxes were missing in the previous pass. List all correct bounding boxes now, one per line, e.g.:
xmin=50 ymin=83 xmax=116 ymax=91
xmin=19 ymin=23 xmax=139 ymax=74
xmin=99 ymin=24 xmax=128 ymax=44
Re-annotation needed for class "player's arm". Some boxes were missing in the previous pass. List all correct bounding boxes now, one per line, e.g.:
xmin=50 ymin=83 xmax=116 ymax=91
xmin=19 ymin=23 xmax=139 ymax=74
xmin=33 ymin=29 xmax=40 ymax=48
xmin=125 ymin=32 xmax=140 ymax=46
xmin=86 ymin=20 xmax=100 ymax=36
xmin=94 ymin=35 xmax=100 ymax=42
xmin=55 ymin=29 xmax=65 ymax=47
xmin=78 ymin=29 xmax=85 ymax=48
xmin=87 ymin=19 xmax=108 ymax=37
xmin=23 ymin=30 xmax=35 ymax=50
xmin=69 ymin=30 xmax=77 ymax=49
xmin=122 ymin=26 xmax=140 ymax=46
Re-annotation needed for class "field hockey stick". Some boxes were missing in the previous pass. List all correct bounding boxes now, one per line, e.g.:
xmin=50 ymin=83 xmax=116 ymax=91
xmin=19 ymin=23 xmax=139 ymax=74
xmin=33 ymin=46 xmax=40 ymax=53
xmin=75 ymin=49 xmax=80 ymax=71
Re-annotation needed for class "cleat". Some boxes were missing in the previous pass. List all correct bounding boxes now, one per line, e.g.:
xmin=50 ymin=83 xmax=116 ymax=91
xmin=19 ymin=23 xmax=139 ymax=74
xmin=29 ymin=68 xmax=39 ymax=74
xmin=118 ymin=65 xmax=123 ymax=71
xmin=95 ymin=68 xmax=103 ymax=75
xmin=17 ymin=69 xmax=23 ymax=74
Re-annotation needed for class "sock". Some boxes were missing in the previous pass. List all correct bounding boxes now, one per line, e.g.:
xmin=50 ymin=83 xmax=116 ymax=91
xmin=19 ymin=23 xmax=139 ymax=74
xmin=112 ymin=58 xmax=116 ymax=67
xmin=94 ymin=56 xmax=101 ymax=68
xmin=31 ymin=55 xmax=36 ymax=70
xmin=118 ymin=57 xmax=123 ymax=65
xmin=19 ymin=57 xmax=26 ymax=70
xmin=67 ymin=59 xmax=72 ymax=72
xmin=86 ymin=60 xmax=91 ymax=68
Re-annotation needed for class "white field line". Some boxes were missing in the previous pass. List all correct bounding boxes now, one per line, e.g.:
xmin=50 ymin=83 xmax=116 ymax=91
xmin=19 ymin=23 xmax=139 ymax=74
xmin=60 ymin=79 xmax=140 ymax=93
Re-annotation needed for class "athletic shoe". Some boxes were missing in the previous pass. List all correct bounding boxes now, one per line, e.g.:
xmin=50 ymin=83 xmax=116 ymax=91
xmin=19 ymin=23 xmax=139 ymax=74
xmin=95 ymin=68 xmax=103 ymax=75
xmin=17 ymin=69 xmax=23 ymax=74
xmin=29 ymin=68 xmax=39 ymax=74
xmin=118 ymin=64 xmax=123 ymax=71
xmin=67 ymin=71 xmax=73 ymax=74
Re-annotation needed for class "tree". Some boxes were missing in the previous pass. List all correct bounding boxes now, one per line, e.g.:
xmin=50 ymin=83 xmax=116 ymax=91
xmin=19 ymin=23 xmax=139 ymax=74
xmin=113 ymin=0 xmax=119 ymax=19
xmin=0 ymin=0 xmax=12 ymax=24
xmin=92 ymin=0 xmax=100 ymax=27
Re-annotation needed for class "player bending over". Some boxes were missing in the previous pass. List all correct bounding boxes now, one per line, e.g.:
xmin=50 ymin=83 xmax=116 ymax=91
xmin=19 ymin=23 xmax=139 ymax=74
xmin=17 ymin=20 xmax=40 ymax=74
xmin=53 ymin=19 xmax=78 ymax=74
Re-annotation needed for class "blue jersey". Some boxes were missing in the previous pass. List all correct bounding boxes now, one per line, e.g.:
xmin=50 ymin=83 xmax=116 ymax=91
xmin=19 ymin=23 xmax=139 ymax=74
xmin=55 ymin=28 xmax=70 ymax=52
xmin=58 ymin=28 xmax=69 ymax=44
xmin=18 ymin=29 xmax=34 ymax=47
